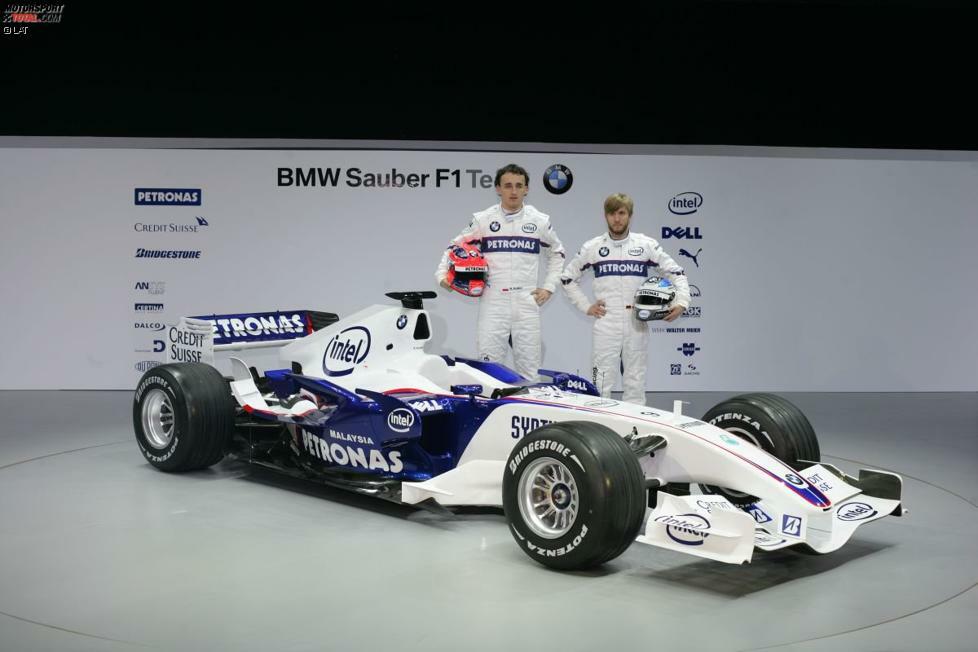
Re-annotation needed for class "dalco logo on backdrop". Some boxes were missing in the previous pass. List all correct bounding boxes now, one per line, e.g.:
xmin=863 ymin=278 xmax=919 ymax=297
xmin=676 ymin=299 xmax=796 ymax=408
xmin=135 ymin=321 xmax=166 ymax=331
xmin=134 ymin=188 xmax=202 ymax=206
xmin=542 ymin=164 xmax=573 ymax=195
xmin=668 ymin=192 xmax=703 ymax=215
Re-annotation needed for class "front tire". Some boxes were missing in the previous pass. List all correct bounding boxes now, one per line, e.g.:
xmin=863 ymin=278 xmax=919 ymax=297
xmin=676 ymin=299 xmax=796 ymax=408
xmin=133 ymin=363 xmax=235 ymax=472
xmin=502 ymin=421 xmax=646 ymax=570
xmin=699 ymin=393 xmax=820 ymax=504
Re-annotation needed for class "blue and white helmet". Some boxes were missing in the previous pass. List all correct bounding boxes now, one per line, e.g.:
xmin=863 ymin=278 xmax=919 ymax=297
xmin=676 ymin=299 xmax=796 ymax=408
xmin=633 ymin=277 xmax=676 ymax=321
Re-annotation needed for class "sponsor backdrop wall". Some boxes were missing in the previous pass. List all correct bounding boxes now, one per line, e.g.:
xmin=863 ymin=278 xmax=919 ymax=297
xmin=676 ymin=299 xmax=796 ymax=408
xmin=1 ymin=145 xmax=976 ymax=391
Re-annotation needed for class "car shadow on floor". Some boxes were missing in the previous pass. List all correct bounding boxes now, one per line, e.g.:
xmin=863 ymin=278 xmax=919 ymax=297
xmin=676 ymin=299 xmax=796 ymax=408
xmin=634 ymin=539 xmax=892 ymax=597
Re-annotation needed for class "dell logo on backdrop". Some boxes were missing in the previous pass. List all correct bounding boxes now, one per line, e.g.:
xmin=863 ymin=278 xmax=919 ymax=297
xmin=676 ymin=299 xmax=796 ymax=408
xmin=661 ymin=226 xmax=703 ymax=239
xmin=668 ymin=192 xmax=703 ymax=215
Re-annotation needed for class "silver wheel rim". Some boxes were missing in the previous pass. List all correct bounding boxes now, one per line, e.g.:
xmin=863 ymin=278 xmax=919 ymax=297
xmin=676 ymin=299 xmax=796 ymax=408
xmin=141 ymin=388 xmax=175 ymax=449
xmin=517 ymin=456 xmax=580 ymax=539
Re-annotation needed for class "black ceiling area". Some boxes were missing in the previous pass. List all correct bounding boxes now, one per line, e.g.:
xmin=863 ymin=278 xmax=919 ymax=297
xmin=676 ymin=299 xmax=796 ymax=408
xmin=1 ymin=1 xmax=975 ymax=149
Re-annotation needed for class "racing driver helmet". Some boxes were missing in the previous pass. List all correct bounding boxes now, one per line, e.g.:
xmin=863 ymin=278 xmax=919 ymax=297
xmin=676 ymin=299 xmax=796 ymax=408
xmin=446 ymin=243 xmax=488 ymax=297
xmin=633 ymin=276 xmax=676 ymax=321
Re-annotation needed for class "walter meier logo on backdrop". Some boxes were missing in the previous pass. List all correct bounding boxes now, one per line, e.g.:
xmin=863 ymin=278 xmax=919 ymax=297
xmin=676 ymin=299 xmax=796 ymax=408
xmin=542 ymin=164 xmax=573 ymax=195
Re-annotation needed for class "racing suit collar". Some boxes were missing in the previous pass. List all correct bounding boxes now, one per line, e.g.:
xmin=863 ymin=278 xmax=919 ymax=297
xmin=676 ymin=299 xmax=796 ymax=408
xmin=604 ymin=231 xmax=631 ymax=246
xmin=501 ymin=204 xmax=525 ymax=221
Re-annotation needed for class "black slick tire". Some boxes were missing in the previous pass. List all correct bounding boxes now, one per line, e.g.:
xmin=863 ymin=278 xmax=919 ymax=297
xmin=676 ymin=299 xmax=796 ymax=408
xmin=133 ymin=362 xmax=235 ymax=472
xmin=502 ymin=421 xmax=646 ymax=571
xmin=699 ymin=393 xmax=820 ymax=504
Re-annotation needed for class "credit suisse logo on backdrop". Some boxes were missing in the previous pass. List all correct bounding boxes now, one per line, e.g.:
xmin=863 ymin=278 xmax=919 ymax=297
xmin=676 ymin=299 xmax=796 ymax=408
xmin=134 ymin=188 xmax=202 ymax=206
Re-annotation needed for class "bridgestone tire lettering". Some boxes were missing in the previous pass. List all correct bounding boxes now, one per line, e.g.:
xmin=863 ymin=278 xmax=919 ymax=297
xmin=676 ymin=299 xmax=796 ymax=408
xmin=502 ymin=421 xmax=646 ymax=571
xmin=132 ymin=362 xmax=235 ymax=472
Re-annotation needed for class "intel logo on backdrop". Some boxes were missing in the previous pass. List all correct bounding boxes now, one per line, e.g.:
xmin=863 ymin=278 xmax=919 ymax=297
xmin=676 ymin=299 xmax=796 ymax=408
xmin=668 ymin=192 xmax=703 ymax=215
xmin=135 ymin=188 xmax=202 ymax=206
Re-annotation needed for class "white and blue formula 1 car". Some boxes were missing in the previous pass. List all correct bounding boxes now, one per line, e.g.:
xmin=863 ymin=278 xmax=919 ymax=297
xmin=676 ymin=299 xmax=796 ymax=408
xmin=132 ymin=292 xmax=906 ymax=570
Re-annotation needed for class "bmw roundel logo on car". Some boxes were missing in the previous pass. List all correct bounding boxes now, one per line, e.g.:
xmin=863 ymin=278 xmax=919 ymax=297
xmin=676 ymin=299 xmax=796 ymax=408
xmin=542 ymin=164 xmax=573 ymax=195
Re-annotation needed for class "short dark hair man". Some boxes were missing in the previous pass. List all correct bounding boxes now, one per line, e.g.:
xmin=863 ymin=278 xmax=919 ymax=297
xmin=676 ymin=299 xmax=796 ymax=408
xmin=436 ymin=164 xmax=566 ymax=381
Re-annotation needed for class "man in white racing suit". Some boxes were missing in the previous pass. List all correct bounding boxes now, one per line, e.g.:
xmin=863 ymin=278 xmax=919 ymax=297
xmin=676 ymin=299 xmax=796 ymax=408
xmin=561 ymin=193 xmax=690 ymax=404
xmin=436 ymin=164 xmax=565 ymax=381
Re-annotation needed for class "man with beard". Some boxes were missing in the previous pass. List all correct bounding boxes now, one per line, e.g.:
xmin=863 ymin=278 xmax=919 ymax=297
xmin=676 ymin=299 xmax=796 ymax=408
xmin=561 ymin=193 xmax=690 ymax=404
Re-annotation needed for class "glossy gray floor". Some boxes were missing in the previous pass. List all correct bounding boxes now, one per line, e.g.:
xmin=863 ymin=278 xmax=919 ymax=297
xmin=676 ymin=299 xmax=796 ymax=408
xmin=0 ymin=391 xmax=975 ymax=652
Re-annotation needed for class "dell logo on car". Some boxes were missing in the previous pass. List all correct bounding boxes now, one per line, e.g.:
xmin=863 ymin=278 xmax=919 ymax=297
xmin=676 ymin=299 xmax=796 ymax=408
xmin=668 ymin=192 xmax=703 ymax=215
xmin=387 ymin=408 xmax=415 ymax=432
xmin=566 ymin=379 xmax=588 ymax=392
xmin=322 ymin=326 xmax=371 ymax=376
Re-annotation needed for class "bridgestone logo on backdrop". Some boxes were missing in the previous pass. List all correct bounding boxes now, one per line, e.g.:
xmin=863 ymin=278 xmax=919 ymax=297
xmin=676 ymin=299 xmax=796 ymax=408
xmin=135 ymin=249 xmax=201 ymax=259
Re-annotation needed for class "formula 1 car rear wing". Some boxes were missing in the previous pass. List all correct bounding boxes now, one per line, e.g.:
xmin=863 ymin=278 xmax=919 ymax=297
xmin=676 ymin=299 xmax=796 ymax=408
xmin=166 ymin=310 xmax=339 ymax=365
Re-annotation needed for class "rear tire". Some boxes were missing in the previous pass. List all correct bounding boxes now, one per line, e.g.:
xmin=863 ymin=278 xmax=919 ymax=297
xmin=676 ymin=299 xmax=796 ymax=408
xmin=502 ymin=421 xmax=646 ymax=570
xmin=133 ymin=363 xmax=235 ymax=472
xmin=699 ymin=393 xmax=820 ymax=504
